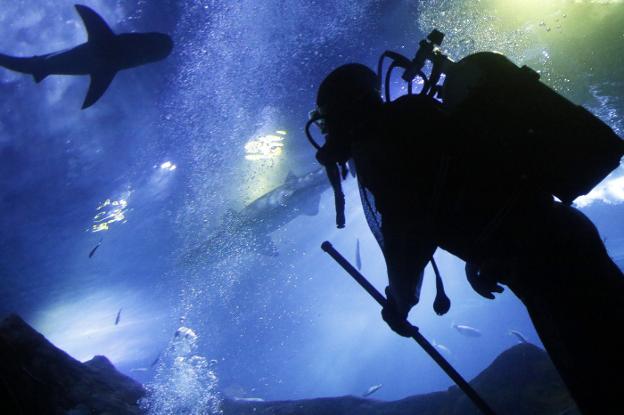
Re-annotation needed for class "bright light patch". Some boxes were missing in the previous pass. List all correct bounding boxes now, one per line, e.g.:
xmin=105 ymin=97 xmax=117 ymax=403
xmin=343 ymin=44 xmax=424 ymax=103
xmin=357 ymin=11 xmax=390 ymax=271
xmin=160 ymin=161 xmax=177 ymax=171
xmin=92 ymin=196 xmax=130 ymax=232
xmin=418 ymin=0 xmax=624 ymax=94
xmin=493 ymin=0 xmax=622 ymax=22
xmin=244 ymin=131 xmax=286 ymax=161
xmin=148 ymin=162 xmax=178 ymax=200
xmin=574 ymin=174 xmax=624 ymax=207
xmin=32 ymin=288 xmax=166 ymax=365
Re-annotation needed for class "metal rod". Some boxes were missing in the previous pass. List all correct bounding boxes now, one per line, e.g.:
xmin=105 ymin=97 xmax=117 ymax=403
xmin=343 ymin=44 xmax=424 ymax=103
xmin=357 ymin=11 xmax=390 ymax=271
xmin=321 ymin=241 xmax=497 ymax=415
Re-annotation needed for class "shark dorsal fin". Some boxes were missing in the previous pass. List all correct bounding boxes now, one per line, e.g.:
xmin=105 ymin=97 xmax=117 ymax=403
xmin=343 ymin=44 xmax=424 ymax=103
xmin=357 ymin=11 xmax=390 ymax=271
xmin=82 ymin=70 xmax=117 ymax=109
xmin=75 ymin=5 xmax=115 ymax=43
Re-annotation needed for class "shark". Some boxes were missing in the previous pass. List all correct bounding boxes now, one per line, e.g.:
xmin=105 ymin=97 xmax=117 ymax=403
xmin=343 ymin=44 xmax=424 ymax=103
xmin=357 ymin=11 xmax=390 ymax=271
xmin=0 ymin=4 xmax=173 ymax=109
xmin=183 ymin=167 xmax=330 ymax=263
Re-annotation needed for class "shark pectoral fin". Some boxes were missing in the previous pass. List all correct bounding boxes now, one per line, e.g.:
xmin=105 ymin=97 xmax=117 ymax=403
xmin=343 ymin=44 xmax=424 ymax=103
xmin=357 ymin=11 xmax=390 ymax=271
xmin=75 ymin=5 xmax=115 ymax=43
xmin=82 ymin=70 xmax=116 ymax=109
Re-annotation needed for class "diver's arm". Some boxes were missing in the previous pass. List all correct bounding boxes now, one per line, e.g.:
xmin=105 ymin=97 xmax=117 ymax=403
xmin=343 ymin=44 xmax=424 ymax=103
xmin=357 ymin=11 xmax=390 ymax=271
xmin=381 ymin=211 xmax=436 ymax=317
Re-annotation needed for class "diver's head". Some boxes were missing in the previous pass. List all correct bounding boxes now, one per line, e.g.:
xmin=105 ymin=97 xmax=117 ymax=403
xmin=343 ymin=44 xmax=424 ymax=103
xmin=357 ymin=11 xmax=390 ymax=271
xmin=307 ymin=63 xmax=382 ymax=165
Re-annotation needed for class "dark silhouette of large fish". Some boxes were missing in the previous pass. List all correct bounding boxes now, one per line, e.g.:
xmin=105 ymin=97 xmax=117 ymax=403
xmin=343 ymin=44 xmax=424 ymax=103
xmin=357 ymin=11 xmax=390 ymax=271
xmin=183 ymin=168 xmax=330 ymax=262
xmin=0 ymin=4 xmax=173 ymax=108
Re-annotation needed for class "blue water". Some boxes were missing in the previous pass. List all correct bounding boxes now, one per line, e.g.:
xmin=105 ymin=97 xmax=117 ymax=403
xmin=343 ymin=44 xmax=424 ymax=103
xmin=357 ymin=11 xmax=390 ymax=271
xmin=1 ymin=1 xmax=623 ymax=413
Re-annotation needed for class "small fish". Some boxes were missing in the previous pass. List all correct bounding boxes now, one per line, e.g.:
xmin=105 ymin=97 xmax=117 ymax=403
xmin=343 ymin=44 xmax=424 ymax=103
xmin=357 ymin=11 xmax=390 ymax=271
xmin=114 ymin=308 xmax=122 ymax=325
xmin=88 ymin=239 xmax=103 ymax=258
xmin=432 ymin=339 xmax=452 ymax=355
xmin=509 ymin=329 xmax=528 ymax=344
xmin=453 ymin=323 xmax=482 ymax=337
xmin=362 ymin=384 xmax=382 ymax=397
xmin=150 ymin=354 xmax=160 ymax=367
xmin=234 ymin=397 xmax=265 ymax=402
xmin=130 ymin=367 xmax=149 ymax=373
xmin=355 ymin=238 xmax=362 ymax=271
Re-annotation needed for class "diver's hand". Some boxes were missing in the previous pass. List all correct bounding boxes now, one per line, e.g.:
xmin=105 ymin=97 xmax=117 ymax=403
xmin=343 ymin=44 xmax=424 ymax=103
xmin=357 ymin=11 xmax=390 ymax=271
xmin=465 ymin=261 xmax=505 ymax=300
xmin=381 ymin=287 xmax=417 ymax=337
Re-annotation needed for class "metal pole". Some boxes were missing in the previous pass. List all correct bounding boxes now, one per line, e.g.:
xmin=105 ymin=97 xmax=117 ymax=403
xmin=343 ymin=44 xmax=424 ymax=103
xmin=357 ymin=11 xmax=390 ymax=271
xmin=321 ymin=241 xmax=497 ymax=415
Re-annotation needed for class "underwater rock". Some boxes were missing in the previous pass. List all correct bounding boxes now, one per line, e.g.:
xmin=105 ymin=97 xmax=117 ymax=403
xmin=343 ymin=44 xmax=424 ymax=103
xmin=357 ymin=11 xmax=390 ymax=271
xmin=222 ymin=343 xmax=579 ymax=415
xmin=0 ymin=313 xmax=580 ymax=415
xmin=0 ymin=313 xmax=144 ymax=415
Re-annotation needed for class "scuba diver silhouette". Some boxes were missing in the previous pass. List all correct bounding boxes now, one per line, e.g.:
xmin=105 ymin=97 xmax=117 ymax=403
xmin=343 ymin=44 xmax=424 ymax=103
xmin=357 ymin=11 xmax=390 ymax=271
xmin=307 ymin=30 xmax=624 ymax=414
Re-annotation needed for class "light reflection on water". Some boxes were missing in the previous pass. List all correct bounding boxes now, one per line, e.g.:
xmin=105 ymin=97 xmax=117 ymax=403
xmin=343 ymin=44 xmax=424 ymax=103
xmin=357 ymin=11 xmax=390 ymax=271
xmin=91 ymin=195 xmax=131 ymax=233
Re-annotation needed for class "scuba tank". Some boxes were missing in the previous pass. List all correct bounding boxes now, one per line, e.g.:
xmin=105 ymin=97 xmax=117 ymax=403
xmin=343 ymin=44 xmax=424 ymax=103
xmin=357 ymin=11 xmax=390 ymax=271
xmin=443 ymin=51 xmax=623 ymax=205
xmin=379 ymin=30 xmax=624 ymax=205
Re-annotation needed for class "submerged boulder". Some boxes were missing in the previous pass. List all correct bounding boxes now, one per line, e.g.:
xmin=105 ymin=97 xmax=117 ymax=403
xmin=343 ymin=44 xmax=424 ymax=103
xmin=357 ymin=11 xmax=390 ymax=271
xmin=0 ymin=313 xmax=144 ymax=415
xmin=222 ymin=343 xmax=580 ymax=415
xmin=0 ymin=313 xmax=580 ymax=415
